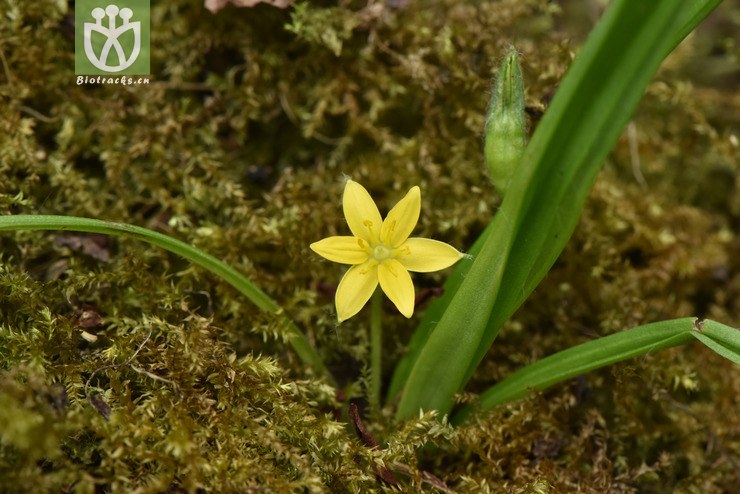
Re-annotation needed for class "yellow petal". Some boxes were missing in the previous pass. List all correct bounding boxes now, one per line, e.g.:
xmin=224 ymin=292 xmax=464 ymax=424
xmin=310 ymin=236 xmax=370 ymax=264
xmin=395 ymin=238 xmax=464 ymax=273
xmin=377 ymin=259 xmax=415 ymax=318
xmin=343 ymin=180 xmax=382 ymax=243
xmin=380 ymin=186 xmax=420 ymax=248
xmin=335 ymin=260 xmax=379 ymax=322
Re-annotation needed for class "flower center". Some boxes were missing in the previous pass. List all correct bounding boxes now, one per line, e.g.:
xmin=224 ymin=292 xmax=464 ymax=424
xmin=372 ymin=244 xmax=392 ymax=261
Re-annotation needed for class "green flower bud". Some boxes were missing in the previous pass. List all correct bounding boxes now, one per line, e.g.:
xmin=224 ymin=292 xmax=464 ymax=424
xmin=484 ymin=48 xmax=526 ymax=196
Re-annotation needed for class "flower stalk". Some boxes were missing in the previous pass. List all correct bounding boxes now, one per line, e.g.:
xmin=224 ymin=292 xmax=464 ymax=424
xmin=370 ymin=287 xmax=383 ymax=412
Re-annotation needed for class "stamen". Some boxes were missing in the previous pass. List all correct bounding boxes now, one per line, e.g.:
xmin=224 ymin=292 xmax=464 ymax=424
xmin=363 ymin=220 xmax=378 ymax=244
xmin=386 ymin=263 xmax=398 ymax=277
xmin=359 ymin=259 xmax=379 ymax=275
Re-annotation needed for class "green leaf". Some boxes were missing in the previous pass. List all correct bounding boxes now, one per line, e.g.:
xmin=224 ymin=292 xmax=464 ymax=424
xmin=386 ymin=223 xmax=491 ymax=403
xmin=0 ymin=215 xmax=331 ymax=381
xmin=395 ymin=0 xmax=722 ymax=419
xmin=453 ymin=318 xmax=738 ymax=424
xmin=691 ymin=320 xmax=740 ymax=365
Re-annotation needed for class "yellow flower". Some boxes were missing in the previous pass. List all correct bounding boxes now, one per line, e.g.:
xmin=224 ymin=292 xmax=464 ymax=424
xmin=311 ymin=180 xmax=465 ymax=322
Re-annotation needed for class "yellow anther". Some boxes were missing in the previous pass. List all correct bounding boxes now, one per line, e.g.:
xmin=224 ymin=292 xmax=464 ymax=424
xmin=363 ymin=219 xmax=379 ymax=244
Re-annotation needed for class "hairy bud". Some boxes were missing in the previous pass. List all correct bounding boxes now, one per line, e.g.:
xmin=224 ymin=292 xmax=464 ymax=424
xmin=484 ymin=48 xmax=526 ymax=195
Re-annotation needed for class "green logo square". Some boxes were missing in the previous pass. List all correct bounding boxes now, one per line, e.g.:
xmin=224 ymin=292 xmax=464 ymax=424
xmin=75 ymin=0 xmax=150 ymax=75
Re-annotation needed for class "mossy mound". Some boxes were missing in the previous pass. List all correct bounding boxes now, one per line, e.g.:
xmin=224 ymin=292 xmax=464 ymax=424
xmin=1 ymin=0 xmax=738 ymax=492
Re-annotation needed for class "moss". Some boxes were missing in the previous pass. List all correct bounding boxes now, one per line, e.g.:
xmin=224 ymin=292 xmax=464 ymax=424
xmin=1 ymin=0 xmax=738 ymax=491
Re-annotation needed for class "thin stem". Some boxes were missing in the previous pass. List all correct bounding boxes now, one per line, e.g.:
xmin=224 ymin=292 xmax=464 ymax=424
xmin=0 ymin=215 xmax=332 ymax=382
xmin=370 ymin=287 xmax=383 ymax=412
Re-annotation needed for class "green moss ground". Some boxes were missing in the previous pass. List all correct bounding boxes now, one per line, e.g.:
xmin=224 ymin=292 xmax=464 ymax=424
xmin=0 ymin=0 xmax=738 ymax=491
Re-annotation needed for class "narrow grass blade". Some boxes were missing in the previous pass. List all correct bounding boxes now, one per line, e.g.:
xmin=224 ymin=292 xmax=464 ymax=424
xmin=395 ymin=0 xmax=721 ymax=420
xmin=0 ymin=214 xmax=330 ymax=379
xmin=692 ymin=320 xmax=740 ymax=365
xmin=453 ymin=318 xmax=738 ymax=424
xmin=461 ymin=0 xmax=724 ymax=386
xmin=386 ymin=223 xmax=492 ymax=403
